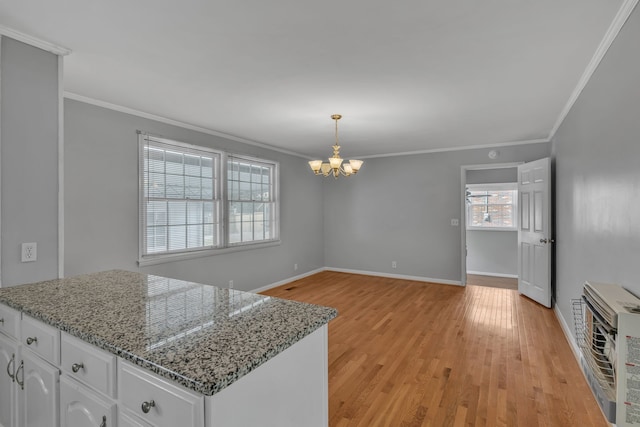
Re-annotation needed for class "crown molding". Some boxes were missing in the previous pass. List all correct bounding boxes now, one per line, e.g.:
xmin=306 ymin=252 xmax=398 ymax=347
xmin=357 ymin=137 xmax=550 ymax=160
xmin=548 ymin=0 xmax=639 ymax=140
xmin=64 ymin=92 xmax=310 ymax=159
xmin=0 ymin=25 xmax=71 ymax=56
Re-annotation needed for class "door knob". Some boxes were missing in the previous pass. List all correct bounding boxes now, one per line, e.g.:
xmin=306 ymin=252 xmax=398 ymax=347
xmin=540 ymin=238 xmax=555 ymax=244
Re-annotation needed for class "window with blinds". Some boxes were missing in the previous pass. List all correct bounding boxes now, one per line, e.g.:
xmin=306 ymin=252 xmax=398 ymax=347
xmin=227 ymin=156 xmax=278 ymax=245
xmin=139 ymin=133 xmax=280 ymax=264
xmin=140 ymin=134 xmax=222 ymax=256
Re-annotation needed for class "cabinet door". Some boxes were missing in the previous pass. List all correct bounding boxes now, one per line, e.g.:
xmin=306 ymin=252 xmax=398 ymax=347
xmin=119 ymin=410 xmax=153 ymax=427
xmin=60 ymin=376 xmax=115 ymax=427
xmin=0 ymin=334 xmax=18 ymax=427
xmin=17 ymin=350 xmax=60 ymax=427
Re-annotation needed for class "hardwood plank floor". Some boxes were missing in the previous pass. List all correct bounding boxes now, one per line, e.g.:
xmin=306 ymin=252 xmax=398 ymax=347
xmin=262 ymin=271 xmax=608 ymax=427
xmin=467 ymin=274 xmax=518 ymax=290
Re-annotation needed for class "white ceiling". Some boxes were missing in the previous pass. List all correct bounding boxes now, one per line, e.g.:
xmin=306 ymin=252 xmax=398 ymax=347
xmin=0 ymin=0 xmax=627 ymax=158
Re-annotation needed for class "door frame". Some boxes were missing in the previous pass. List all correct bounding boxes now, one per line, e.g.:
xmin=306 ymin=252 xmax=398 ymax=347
xmin=459 ymin=162 xmax=523 ymax=286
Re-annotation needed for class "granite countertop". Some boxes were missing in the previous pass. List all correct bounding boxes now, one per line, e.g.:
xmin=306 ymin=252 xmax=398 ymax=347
xmin=0 ymin=270 xmax=337 ymax=396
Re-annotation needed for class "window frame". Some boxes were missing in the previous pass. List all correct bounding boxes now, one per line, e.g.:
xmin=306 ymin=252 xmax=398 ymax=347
xmin=138 ymin=132 xmax=280 ymax=266
xmin=465 ymin=182 xmax=518 ymax=231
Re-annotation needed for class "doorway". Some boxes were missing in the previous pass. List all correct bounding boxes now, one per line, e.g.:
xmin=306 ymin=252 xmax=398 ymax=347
xmin=460 ymin=163 xmax=522 ymax=288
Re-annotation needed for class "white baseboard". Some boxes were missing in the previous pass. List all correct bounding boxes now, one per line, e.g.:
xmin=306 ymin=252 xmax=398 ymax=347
xmin=554 ymin=304 xmax=581 ymax=363
xmin=467 ymin=271 xmax=518 ymax=279
xmin=324 ymin=267 xmax=462 ymax=286
xmin=251 ymin=268 xmax=325 ymax=293
xmin=251 ymin=267 xmax=462 ymax=293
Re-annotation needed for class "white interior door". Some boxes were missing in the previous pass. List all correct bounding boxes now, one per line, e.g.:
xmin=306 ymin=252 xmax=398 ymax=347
xmin=517 ymin=157 xmax=552 ymax=307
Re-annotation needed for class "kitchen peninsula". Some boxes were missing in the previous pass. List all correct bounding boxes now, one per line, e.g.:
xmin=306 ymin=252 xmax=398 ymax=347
xmin=0 ymin=270 xmax=337 ymax=427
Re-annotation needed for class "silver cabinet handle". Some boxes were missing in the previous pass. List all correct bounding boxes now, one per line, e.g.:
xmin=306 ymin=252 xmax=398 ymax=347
xmin=141 ymin=399 xmax=155 ymax=414
xmin=6 ymin=353 xmax=15 ymax=382
xmin=71 ymin=362 xmax=84 ymax=373
xmin=15 ymin=360 xmax=24 ymax=390
xmin=26 ymin=336 xmax=37 ymax=345
xmin=99 ymin=415 xmax=106 ymax=427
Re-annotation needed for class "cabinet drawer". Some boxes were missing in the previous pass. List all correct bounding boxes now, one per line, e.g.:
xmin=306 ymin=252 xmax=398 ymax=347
xmin=60 ymin=376 xmax=116 ymax=427
xmin=61 ymin=332 xmax=117 ymax=397
xmin=21 ymin=315 xmax=60 ymax=364
xmin=119 ymin=360 xmax=204 ymax=427
xmin=0 ymin=304 xmax=20 ymax=340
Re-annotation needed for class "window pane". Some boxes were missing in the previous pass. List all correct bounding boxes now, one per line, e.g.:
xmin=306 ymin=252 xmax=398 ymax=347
xmin=147 ymin=201 xmax=167 ymax=226
xmin=166 ymin=174 xmax=184 ymax=198
xmin=202 ymin=157 xmax=213 ymax=178
xmin=165 ymin=151 xmax=184 ymax=174
xmin=239 ymin=163 xmax=251 ymax=182
xmin=168 ymin=201 xmax=186 ymax=225
xmin=187 ymin=225 xmax=203 ymax=248
xmin=148 ymin=173 xmax=165 ymax=198
xmin=239 ymin=181 xmax=251 ymax=201
xmin=187 ymin=201 xmax=203 ymax=225
xmin=168 ymin=225 xmax=186 ymax=251
xmin=184 ymin=154 xmax=201 ymax=177
xmin=185 ymin=176 xmax=202 ymax=199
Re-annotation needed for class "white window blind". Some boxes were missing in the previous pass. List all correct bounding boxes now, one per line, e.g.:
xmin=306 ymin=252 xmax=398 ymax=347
xmin=140 ymin=134 xmax=222 ymax=257
xmin=227 ymin=155 xmax=278 ymax=245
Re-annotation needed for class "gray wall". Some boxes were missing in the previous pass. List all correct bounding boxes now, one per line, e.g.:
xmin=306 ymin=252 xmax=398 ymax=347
xmin=323 ymin=144 xmax=549 ymax=282
xmin=552 ymin=5 xmax=640 ymax=335
xmin=466 ymin=231 xmax=517 ymax=276
xmin=466 ymin=167 xmax=517 ymax=184
xmin=64 ymin=99 xmax=324 ymax=291
xmin=1 ymin=37 xmax=59 ymax=286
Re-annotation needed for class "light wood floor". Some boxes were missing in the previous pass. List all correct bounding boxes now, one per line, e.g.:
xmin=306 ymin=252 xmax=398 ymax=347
xmin=467 ymin=274 xmax=518 ymax=290
xmin=262 ymin=271 xmax=608 ymax=427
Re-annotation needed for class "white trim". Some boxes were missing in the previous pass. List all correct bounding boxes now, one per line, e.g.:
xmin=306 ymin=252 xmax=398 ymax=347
xmin=549 ymin=0 xmax=640 ymax=140
xmin=554 ymin=304 xmax=581 ymax=362
xmin=467 ymin=271 xmax=518 ymax=279
xmin=65 ymin=92 xmax=309 ymax=159
xmin=0 ymin=25 xmax=71 ymax=56
xmin=324 ymin=267 xmax=462 ymax=286
xmin=58 ymin=55 xmax=64 ymax=279
xmin=138 ymin=240 xmax=282 ymax=267
xmin=251 ymin=267 xmax=462 ymax=293
xmin=357 ymin=138 xmax=549 ymax=160
xmin=251 ymin=268 xmax=326 ymax=293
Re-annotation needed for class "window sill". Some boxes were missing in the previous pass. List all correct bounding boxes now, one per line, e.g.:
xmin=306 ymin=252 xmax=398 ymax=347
xmin=138 ymin=240 xmax=281 ymax=267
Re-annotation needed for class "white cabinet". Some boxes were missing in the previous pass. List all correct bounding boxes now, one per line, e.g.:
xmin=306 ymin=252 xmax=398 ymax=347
xmin=118 ymin=411 xmax=153 ymax=427
xmin=17 ymin=349 xmax=60 ymax=427
xmin=60 ymin=376 xmax=115 ymax=427
xmin=0 ymin=333 xmax=18 ymax=427
xmin=0 ymin=309 xmax=60 ymax=427
xmin=119 ymin=360 xmax=204 ymax=427
xmin=61 ymin=332 xmax=116 ymax=398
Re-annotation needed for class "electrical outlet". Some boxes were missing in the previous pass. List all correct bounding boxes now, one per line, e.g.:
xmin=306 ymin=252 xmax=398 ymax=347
xmin=228 ymin=280 xmax=234 ymax=289
xmin=392 ymin=261 xmax=397 ymax=269
xmin=451 ymin=218 xmax=460 ymax=226
xmin=294 ymin=263 xmax=298 ymax=271
xmin=21 ymin=242 xmax=37 ymax=262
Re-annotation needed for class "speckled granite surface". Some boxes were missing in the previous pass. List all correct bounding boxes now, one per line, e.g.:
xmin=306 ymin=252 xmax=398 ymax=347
xmin=0 ymin=270 xmax=337 ymax=396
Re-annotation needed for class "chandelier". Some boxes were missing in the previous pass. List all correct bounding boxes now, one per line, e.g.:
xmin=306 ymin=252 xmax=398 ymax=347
xmin=308 ymin=114 xmax=363 ymax=178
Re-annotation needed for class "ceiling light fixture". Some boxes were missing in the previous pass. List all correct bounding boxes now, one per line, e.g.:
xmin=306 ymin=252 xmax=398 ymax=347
xmin=308 ymin=114 xmax=363 ymax=178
